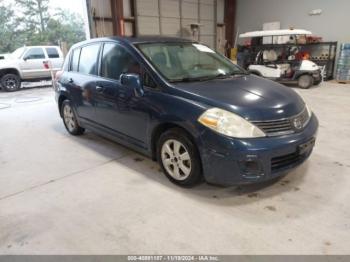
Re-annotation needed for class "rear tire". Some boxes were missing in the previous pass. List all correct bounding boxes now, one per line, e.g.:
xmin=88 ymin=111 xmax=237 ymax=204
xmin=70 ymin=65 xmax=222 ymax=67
xmin=1 ymin=74 xmax=21 ymax=92
xmin=298 ymin=75 xmax=313 ymax=89
xmin=157 ymin=128 xmax=202 ymax=187
xmin=61 ymin=100 xmax=85 ymax=136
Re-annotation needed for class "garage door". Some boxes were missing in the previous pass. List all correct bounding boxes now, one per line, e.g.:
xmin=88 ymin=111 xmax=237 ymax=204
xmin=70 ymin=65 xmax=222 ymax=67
xmin=135 ymin=0 xmax=217 ymax=49
xmin=198 ymin=0 xmax=215 ymax=48
xmin=134 ymin=0 xmax=159 ymax=35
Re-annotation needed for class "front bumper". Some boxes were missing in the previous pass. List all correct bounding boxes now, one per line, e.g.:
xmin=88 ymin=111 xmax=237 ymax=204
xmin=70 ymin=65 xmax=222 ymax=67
xmin=198 ymin=114 xmax=318 ymax=186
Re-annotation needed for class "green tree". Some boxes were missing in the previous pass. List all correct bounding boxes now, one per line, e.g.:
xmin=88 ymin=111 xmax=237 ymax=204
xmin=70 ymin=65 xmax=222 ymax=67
xmin=0 ymin=1 xmax=86 ymax=53
xmin=0 ymin=2 xmax=26 ymax=53
xmin=16 ymin=0 xmax=50 ymax=42
xmin=46 ymin=9 xmax=86 ymax=48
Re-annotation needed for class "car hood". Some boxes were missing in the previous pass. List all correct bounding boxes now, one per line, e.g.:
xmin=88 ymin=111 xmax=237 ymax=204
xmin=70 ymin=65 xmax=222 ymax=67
xmin=171 ymin=75 xmax=305 ymax=121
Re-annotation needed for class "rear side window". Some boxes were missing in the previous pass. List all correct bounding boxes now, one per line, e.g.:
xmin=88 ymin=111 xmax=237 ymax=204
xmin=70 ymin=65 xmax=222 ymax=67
xmin=101 ymin=43 xmax=141 ymax=80
xmin=46 ymin=48 xmax=60 ymax=58
xmin=78 ymin=44 xmax=100 ymax=75
xmin=24 ymin=48 xmax=45 ymax=59
xmin=70 ymin=48 xmax=81 ymax=72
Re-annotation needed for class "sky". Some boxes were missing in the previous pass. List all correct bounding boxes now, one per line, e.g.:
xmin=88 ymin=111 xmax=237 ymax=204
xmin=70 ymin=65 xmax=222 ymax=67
xmin=49 ymin=0 xmax=85 ymax=17
xmin=1 ymin=0 xmax=85 ymax=17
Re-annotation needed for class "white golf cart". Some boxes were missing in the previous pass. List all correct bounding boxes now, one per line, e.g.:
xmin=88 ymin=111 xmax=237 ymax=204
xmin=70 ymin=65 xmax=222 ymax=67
xmin=239 ymin=29 xmax=322 ymax=89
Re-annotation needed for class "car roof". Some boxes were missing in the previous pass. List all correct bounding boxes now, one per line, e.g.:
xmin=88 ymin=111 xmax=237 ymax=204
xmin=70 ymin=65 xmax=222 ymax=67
xmin=22 ymin=46 xmax=60 ymax=48
xmin=72 ymin=36 xmax=195 ymax=48
xmin=240 ymin=29 xmax=312 ymax=38
xmin=121 ymin=36 xmax=195 ymax=44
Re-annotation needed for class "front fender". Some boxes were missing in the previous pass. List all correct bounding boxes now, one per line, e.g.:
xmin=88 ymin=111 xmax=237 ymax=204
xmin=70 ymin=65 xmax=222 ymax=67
xmin=146 ymin=90 xmax=209 ymax=157
xmin=55 ymin=84 xmax=72 ymax=116
xmin=0 ymin=66 xmax=22 ymax=78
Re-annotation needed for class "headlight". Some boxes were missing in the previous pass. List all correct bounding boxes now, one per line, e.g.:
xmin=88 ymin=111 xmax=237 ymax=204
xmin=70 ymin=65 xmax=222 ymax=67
xmin=198 ymin=108 xmax=265 ymax=138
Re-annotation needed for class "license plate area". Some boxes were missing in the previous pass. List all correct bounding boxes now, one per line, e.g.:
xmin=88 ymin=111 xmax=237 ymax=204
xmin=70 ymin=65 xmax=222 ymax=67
xmin=298 ymin=137 xmax=315 ymax=155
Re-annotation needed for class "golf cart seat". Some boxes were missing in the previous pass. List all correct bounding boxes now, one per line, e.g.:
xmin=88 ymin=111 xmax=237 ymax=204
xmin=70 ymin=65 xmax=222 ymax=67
xmin=262 ymin=50 xmax=279 ymax=68
xmin=263 ymin=50 xmax=278 ymax=62
xmin=277 ymin=63 xmax=291 ymax=76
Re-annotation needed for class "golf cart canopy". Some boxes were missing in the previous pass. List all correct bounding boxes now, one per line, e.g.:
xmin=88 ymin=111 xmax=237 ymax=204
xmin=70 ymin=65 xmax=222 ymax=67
xmin=239 ymin=29 xmax=312 ymax=38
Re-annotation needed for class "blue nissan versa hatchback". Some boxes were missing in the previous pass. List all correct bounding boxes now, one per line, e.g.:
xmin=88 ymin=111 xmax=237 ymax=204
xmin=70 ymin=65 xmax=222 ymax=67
xmin=55 ymin=37 xmax=318 ymax=187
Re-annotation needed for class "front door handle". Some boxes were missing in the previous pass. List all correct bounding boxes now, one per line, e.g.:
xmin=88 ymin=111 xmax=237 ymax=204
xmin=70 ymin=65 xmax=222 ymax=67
xmin=96 ymin=85 xmax=104 ymax=92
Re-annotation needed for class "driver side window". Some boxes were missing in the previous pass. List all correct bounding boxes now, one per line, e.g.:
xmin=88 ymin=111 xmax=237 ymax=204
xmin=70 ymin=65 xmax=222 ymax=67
xmin=24 ymin=48 xmax=46 ymax=60
xmin=101 ymin=43 xmax=141 ymax=81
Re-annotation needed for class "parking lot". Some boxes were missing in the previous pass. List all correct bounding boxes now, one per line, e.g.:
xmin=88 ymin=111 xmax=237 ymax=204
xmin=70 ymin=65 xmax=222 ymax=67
xmin=0 ymin=82 xmax=350 ymax=254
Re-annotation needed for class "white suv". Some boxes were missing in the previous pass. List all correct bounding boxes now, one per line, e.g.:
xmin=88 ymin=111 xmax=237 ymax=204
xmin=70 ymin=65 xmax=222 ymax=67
xmin=0 ymin=46 xmax=64 ymax=92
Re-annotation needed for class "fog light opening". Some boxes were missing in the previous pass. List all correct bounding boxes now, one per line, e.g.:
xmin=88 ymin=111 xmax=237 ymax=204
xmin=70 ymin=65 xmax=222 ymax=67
xmin=239 ymin=159 xmax=264 ymax=177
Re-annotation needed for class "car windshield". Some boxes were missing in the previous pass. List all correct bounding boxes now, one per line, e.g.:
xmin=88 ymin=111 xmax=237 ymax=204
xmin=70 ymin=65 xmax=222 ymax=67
xmin=11 ymin=47 xmax=26 ymax=59
xmin=137 ymin=42 xmax=246 ymax=82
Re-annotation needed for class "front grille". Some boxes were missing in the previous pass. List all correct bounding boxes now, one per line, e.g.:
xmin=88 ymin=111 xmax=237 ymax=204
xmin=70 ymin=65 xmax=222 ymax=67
xmin=252 ymin=107 xmax=310 ymax=136
xmin=271 ymin=152 xmax=303 ymax=171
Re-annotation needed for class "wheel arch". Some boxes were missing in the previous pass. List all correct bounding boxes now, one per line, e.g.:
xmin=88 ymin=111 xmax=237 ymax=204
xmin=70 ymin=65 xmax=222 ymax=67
xmin=0 ymin=68 xmax=21 ymax=79
xmin=58 ymin=93 xmax=68 ymax=117
xmin=150 ymin=122 xmax=199 ymax=161
xmin=294 ymin=70 xmax=313 ymax=80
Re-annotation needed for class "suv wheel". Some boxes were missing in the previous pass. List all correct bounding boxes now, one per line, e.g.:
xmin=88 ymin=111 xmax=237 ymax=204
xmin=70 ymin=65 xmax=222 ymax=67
xmin=1 ymin=74 xmax=21 ymax=92
xmin=298 ymin=75 xmax=313 ymax=89
xmin=157 ymin=128 xmax=202 ymax=187
xmin=61 ymin=100 xmax=85 ymax=135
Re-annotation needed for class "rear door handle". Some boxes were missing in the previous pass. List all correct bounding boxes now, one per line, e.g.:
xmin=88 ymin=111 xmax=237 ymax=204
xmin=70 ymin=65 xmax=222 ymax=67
xmin=96 ymin=85 xmax=104 ymax=92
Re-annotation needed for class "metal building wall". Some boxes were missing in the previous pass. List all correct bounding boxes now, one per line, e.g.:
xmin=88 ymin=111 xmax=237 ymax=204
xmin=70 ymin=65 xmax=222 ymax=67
xmin=85 ymin=0 xmax=229 ymax=50
xmin=135 ymin=0 xmax=220 ymax=48
xmin=89 ymin=0 xmax=114 ymax=37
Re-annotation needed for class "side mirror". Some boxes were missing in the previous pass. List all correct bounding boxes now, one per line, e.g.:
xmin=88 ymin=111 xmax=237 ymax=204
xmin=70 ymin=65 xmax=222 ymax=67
xmin=23 ymin=56 xmax=28 ymax=61
xmin=120 ymin=73 xmax=144 ymax=97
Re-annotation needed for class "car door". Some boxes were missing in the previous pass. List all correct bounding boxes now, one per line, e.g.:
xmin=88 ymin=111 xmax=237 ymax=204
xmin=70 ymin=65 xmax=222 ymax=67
xmin=93 ymin=42 xmax=150 ymax=147
xmin=45 ymin=47 xmax=64 ymax=73
xmin=64 ymin=44 xmax=101 ymax=122
xmin=19 ymin=47 xmax=49 ymax=79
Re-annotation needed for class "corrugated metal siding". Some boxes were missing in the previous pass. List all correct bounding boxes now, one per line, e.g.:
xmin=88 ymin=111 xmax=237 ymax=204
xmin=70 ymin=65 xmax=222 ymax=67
xmin=135 ymin=0 xmax=217 ymax=48
xmin=136 ymin=0 xmax=159 ymax=16
xmin=160 ymin=0 xmax=180 ymax=36
xmin=90 ymin=0 xmax=114 ymax=37
xmin=136 ymin=0 xmax=160 ymax=35
xmin=94 ymin=21 xmax=114 ymax=36
xmin=137 ymin=17 xmax=161 ymax=35
xmin=181 ymin=0 xmax=198 ymax=19
xmin=199 ymin=0 xmax=215 ymax=48
xmin=161 ymin=18 xmax=181 ymax=36
xmin=160 ymin=0 xmax=180 ymax=17
xmin=91 ymin=0 xmax=112 ymax=17
xmin=216 ymin=0 xmax=224 ymax=24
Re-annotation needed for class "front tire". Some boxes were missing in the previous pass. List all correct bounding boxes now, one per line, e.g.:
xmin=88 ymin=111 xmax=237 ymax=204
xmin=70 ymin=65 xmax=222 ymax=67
xmin=1 ymin=74 xmax=21 ymax=92
xmin=298 ymin=74 xmax=313 ymax=89
xmin=61 ymin=100 xmax=85 ymax=136
xmin=157 ymin=128 xmax=202 ymax=187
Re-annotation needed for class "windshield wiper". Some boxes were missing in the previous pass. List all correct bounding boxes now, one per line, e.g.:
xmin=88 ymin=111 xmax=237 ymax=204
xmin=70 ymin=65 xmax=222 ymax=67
xmin=232 ymin=71 xmax=250 ymax=75
xmin=209 ymin=71 xmax=250 ymax=80
xmin=170 ymin=74 xmax=230 ymax=83
xmin=169 ymin=71 xmax=249 ymax=83
xmin=169 ymin=76 xmax=210 ymax=83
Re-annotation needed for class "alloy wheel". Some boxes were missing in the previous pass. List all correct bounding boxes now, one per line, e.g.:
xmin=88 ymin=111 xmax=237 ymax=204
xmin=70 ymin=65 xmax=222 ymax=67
xmin=4 ymin=77 xmax=17 ymax=91
xmin=63 ymin=104 xmax=77 ymax=132
xmin=161 ymin=139 xmax=192 ymax=181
